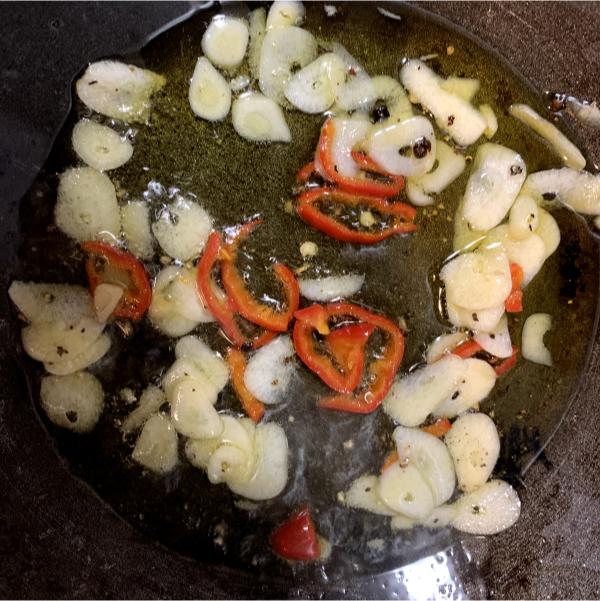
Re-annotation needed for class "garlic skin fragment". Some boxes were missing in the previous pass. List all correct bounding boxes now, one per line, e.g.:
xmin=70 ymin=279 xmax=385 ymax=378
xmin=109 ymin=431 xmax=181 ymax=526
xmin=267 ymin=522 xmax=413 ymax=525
xmin=522 ymin=313 xmax=553 ymax=367
xmin=55 ymin=167 xmax=120 ymax=244
xmin=76 ymin=60 xmax=166 ymax=123
xmin=451 ymin=480 xmax=521 ymax=535
xmin=72 ymin=119 xmax=133 ymax=171
xmin=445 ymin=412 xmax=500 ymax=493
xmin=232 ymin=92 xmax=291 ymax=142
xmin=400 ymin=59 xmax=486 ymax=146
xmin=40 ymin=370 xmax=104 ymax=433
xmin=461 ymin=143 xmax=527 ymax=233
xmin=93 ymin=282 xmax=123 ymax=323
xmin=188 ymin=57 xmax=232 ymax=121
xmin=201 ymin=16 xmax=249 ymax=70
xmin=509 ymin=103 xmax=586 ymax=170
xmin=132 ymin=413 xmax=179 ymax=474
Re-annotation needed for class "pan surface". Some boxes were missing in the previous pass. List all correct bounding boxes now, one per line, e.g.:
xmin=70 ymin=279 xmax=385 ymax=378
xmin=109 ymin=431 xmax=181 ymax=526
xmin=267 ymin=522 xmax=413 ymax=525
xmin=1 ymin=2 xmax=599 ymax=598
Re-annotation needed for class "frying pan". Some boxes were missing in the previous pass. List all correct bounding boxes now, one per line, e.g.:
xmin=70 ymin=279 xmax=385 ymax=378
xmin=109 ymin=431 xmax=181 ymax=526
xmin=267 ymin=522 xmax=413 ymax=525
xmin=1 ymin=2 xmax=599 ymax=598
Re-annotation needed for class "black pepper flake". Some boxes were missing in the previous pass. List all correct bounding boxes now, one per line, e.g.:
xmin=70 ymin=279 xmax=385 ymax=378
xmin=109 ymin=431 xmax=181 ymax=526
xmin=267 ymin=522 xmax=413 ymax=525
xmin=472 ymin=312 xmax=479 ymax=322
xmin=365 ymin=487 xmax=371 ymax=493
xmin=88 ymin=80 xmax=98 ymax=85
xmin=371 ymin=101 xmax=390 ymax=123
xmin=542 ymin=192 xmax=556 ymax=201
xmin=66 ymin=410 xmax=78 ymax=423
xmin=451 ymin=391 xmax=460 ymax=400
xmin=334 ymin=164 xmax=339 ymax=173
xmin=447 ymin=115 xmax=455 ymax=126
xmin=56 ymin=346 xmax=68 ymax=356
xmin=510 ymin=165 xmax=523 ymax=176
xmin=413 ymin=137 xmax=432 ymax=159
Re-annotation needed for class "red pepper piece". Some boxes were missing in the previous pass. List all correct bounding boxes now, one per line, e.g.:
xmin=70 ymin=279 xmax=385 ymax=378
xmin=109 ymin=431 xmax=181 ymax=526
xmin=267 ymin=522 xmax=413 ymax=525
xmin=271 ymin=505 xmax=320 ymax=561
xmin=494 ymin=346 xmax=519 ymax=376
xmin=451 ymin=339 xmax=484 ymax=359
xmin=227 ymin=348 xmax=265 ymax=422
xmin=221 ymin=221 xmax=300 ymax=332
xmin=197 ymin=231 xmax=276 ymax=349
xmin=297 ymin=187 xmax=416 ymax=245
xmin=296 ymin=161 xmax=316 ymax=184
xmin=421 ymin=418 xmax=452 ymax=438
xmin=318 ymin=118 xmax=405 ymax=197
xmin=317 ymin=302 xmax=405 ymax=414
xmin=81 ymin=241 xmax=151 ymax=321
xmin=351 ymin=150 xmax=406 ymax=189
xmin=505 ymin=263 xmax=525 ymax=313
xmin=197 ymin=231 xmax=247 ymax=347
xmin=293 ymin=314 xmax=374 ymax=394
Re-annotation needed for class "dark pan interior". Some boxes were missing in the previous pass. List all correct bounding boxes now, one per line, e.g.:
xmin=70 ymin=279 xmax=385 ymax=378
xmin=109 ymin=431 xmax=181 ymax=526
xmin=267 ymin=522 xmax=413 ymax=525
xmin=2 ymin=2 xmax=599 ymax=599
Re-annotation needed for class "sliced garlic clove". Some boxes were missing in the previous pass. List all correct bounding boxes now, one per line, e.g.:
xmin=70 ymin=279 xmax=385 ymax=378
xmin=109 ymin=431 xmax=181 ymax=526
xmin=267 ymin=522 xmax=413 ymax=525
xmin=76 ymin=60 xmax=165 ymax=123
xmin=522 ymin=313 xmax=552 ymax=367
xmin=439 ymin=76 xmax=480 ymax=102
xmin=298 ymin=273 xmax=364 ymax=302
xmin=535 ymin=208 xmax=561 ymax=260
xmin=451 ymin=480 xmax=520 ymax=535
xmin=43 ymin=333 xmax=111 ymax=376
xmin=462 ymin=143 xmax=527 ymax=233
xmin=479 ymin=104 xmax=498 ymax=139
xmin=133 ymin=413 xmax=179 ymax=474
xmin=433 ymin=358 xmax=497 ymax=419
xmin=121 ymin=385 xmax=166 ymax=434
xmin=445 ymin=412 xmax=500 ymax=492
xmin=366 ymin=116 xmax=436 ymax=177
xmin=446 ymin=301 xmax=505 ymax=332
xmin=232 ymin=91 xmax=291 ymax=142
xmin=93 ymin=282 xmax=123 ymax=322
xmin=120 ymin=201 xmax=154 ymax=260
xmin=426 ymin=331 xmax=470 ymax=364
xmin=170 ymin=378 xmax=224 ymax=439
xmin=393 ymin=426 xmax=456 ymax=506
xmin=266 ymin=0 xmax=305 ymax=29
xmin=248 ymin=7 xmax=267 ymax=80
xmin=72 ymin=119 xmax=133 ymax=171
xmin=175 ymin=335 xmax=229 ymax=393
xmin=55 ymin=167 xmax=120 ymax=244
xmin=188 ymin=56 xmax=231 ymax=121
xmin=474 ymin=314 xmax=513 ymax=357
xmin=344 ymin=475 xmax=397 ymax=516
xmin=377 ymin=463 xmax=435 ymax=520
xmin=383 ymin=355 xmax=467 ymax=427
xmin=509 ymin=103 xmax=586 ymax=170
xmin=40 ymin=370 xmax=104 ymax=433
xmin=509 ymin=194 xmax=540 ymax=240
xmin=201 ymin=16 xmax=249 ymax=70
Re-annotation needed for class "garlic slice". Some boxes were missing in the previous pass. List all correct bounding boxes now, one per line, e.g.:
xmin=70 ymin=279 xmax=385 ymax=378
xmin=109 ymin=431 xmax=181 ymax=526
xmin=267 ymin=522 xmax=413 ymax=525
xmin=44 ymin=333 xmax=111 ymax=376
xmin=133 ymin=413 xmax=179 ymax=474
xmin=441 ymin=248 xmax=512 ymax=311
xmin=201 ymin=16 xmax=249 ymax=70
xmin=152 ymin=196 xmax=213 ymax=261
xmin=406 ymin=140 xmax=466 ymax=206
xmin=400 ymin=59 xmax=486 ymax=146
xmin=244 ymin=336 xmax=296 ymax=405
xmin=439 ymin=76 xmax=480 ymax=102
xmin=258 ymin=26 xmax=317 ymax=105
xmin=535 ymin=208 xmax=561 ymax=260
xmin=298 ymin=273 xmax=364 ymax=302
xmin=383 ymin=355 xmax=467 ymax=427
xmin=93 ymin=282 xmax=123 ymax=323
xmin=120 ymin=201 xmax=154 ymax=260
xmin=55 ymin=167 xmax=120 ymax=244
xmin=426 ymin=331 xmax=470 ymax=364
xmin=72 ymin=119 xmax=133 ymax=171
xmin=121 ymin=385 xmax=166 ymax=434
xmin=76 ymin=60 xmax=165 ymax=123
xmin=188 ymin=56 xmax=231 ymax=121
xmin=393 ymin=426 xmax=456 ymax=506
xmin=474 ymin=314 xmax=513 ymax=357
xmin=451 ymin=480 xmax=520 ymax=535
xmin=524 ymin=168 xmax=600 ymax=216
xmin=328 ymin=115 xmax=371 ymax=177
xmin=344 ymin=475 xmax=397 ymax=516
xmin=462 ymin=143 xmax=527 ymax=233
xmin=377 ymin=463 xmax=435 ymax=520
xmin=509 ymin=194 xmax=540 ymax=240
xmin=366 ymin=116 xmax=436 ymax=177
xmin=445 ymin=412 xmax=500 ymax=492
xmin=522 ymin=313 xmax=552 ymax=366
xmin=284 ymin=53 xmax=346 ymax=113
xmin=446 ymin=301 xmax=505 ymax=332
xmin=248 ymin=7 xmax=266 ymax=80
xmin=433 ymin=358 xmax=497 ymax=419
xmin=266 ymin=0 xmax=305 ymax=29
xmin=370 ymin=75 xmax=413 ymax=124
xmin=40 ymin=371 xmax=104 ymax=433
xmin=509 ymin=103 xmax=586 ymax=170
xmin=479 ymin=104 xmax=498 ymax=139
xmin=232 ymin=92 xmax=291 ymax=142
